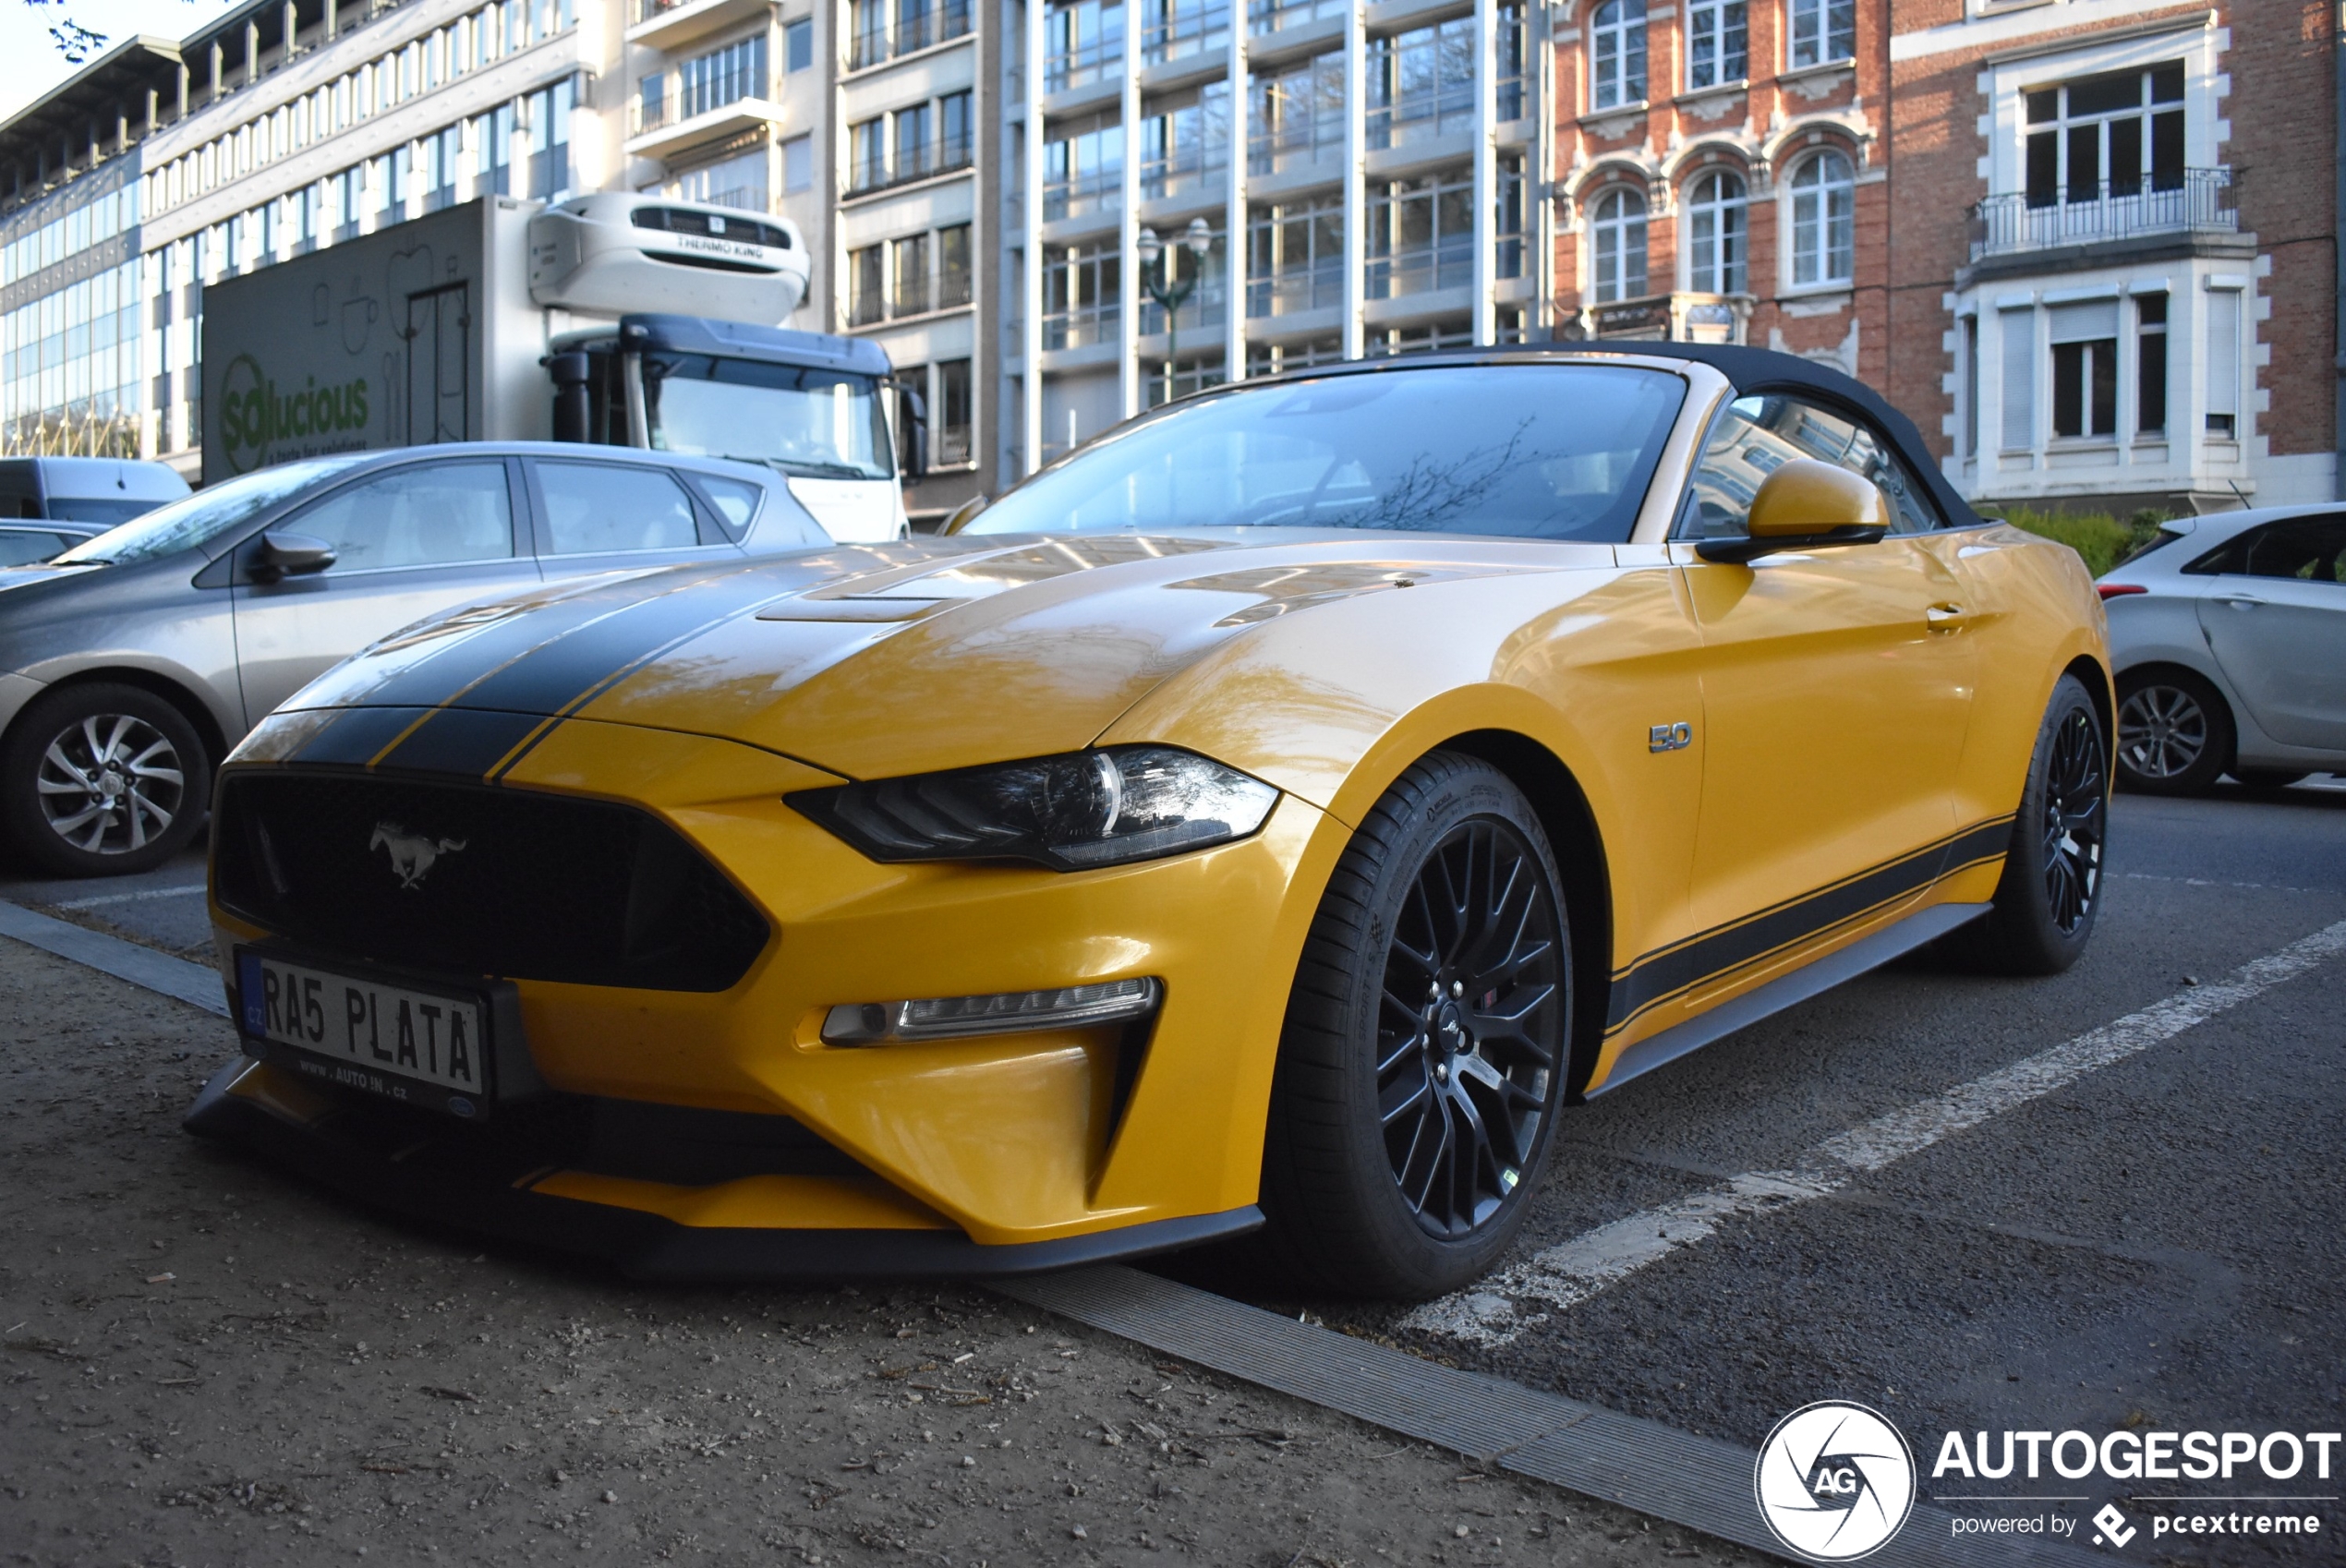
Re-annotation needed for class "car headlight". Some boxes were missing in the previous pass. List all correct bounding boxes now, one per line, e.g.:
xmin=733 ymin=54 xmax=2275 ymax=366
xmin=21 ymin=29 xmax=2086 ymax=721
xmin=788 ymin=744 xmax=1280 ymax=871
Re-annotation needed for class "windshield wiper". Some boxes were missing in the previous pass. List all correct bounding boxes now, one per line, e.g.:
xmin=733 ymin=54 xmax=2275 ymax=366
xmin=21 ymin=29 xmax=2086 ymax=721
xmin=742 ymin=456 xmax=887 ymax=482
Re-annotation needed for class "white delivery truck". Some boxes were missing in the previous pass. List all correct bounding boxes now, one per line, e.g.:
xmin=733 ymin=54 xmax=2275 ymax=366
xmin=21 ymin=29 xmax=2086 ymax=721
xmin=199 ymin=192 xmax=919 ymax=541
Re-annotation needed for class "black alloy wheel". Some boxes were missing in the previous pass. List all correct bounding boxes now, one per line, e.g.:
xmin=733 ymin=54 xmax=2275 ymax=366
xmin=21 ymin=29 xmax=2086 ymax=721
xmin=1377 ymin=820 xmax=1564 ymax=1238
xmin=1962 ymin=673 xmax=2108 ymax=975
xmin=0 ymin=682 xmax=212 ymax=876
xmin=1261 ymin=752 xmax=1573 ymax=1297
xmin=2115 ymin=670 xmax=2232 ymax=795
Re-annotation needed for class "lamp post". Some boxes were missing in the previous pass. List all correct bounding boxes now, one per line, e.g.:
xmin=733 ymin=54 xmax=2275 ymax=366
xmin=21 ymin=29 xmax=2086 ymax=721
xmin=1136 ymin=215 xmax=1215 ymax=405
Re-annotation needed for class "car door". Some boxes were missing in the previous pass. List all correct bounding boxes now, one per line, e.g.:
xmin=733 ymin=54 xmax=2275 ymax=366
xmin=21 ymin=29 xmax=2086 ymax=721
xmin=2188 ymin=513 xmax=2346 ymax=751
xmin=524 ymin=457 xmax=747 ymax=582
xmin=230 ymin=458 xmax=542 ymax=725
xmin=1668 ymin=393 xmax=1980 ymax=967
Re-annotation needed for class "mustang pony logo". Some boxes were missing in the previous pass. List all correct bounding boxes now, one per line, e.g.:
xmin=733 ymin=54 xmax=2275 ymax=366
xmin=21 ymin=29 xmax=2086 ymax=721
xmin=370 ymin=822 xmax=466 ymax=889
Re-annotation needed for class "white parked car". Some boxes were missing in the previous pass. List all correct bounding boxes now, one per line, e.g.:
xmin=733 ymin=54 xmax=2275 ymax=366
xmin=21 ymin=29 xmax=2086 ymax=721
xmin=2098 ymin=506 xmax=2346 ymax=793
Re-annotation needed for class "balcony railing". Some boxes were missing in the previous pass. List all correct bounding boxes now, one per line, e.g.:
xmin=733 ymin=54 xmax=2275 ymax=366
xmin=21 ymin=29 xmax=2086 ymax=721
xmin=846 ymin=136 xmax=975 ymax=195
xmin=1248 ymin=0 xmax=1341 ymax=34
xmin=1248 ymin=116 xmax=1342 ymax=175
xmin=1367 ymin=83 xmax=1475 ymax=151
xmin=1366 ymin=235 xmax=1472 ymax=299
xmin=1046 ymin=33 xmax=1121 ymax=90
xmin=1043 ymin=301 xmax=1119 ymax=350
xmin=1969 ymin=169 xmax=2235 ymax=259
xmin=1139 ymin=287 xmax=1225 ymax=336
xmin=853 ymin=2 xmax=971 ymax=66
xmin=1246 ymin=261 xmax=1340 ymax=318
xmin=1043 ymin=168 xmax=1122 ymax=222
xmin=1144 ymin=0 xmax=1227 ymax=63
xmin=1141 ymin=146 xmax=1227 ymax=201
xmin=632 ymin=80 xmax=772 ymax=135
xmin=865 ymin=267 xmax=973 ymax=320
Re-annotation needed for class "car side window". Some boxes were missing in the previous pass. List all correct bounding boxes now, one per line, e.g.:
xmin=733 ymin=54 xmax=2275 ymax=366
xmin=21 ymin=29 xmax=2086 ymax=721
xmin=537 ymin=462 xmax=704 ymax=555
xmin=1678 ymin=394 xmax=1943 ymax=539
xmin=2183 ymin=516 xmax=2346 ymax=584
xmin=692 ymin=475 xmax=766 ymax=536
xmin=0 ymin=529 xmax=75 ymax=566
xmin=281 ymin=463 xmax=517 ymax=572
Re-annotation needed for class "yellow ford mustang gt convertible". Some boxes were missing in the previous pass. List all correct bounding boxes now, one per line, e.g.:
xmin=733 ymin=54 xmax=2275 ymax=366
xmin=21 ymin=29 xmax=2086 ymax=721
xmin=187 ymin=344 xmax=2110 ymax=1297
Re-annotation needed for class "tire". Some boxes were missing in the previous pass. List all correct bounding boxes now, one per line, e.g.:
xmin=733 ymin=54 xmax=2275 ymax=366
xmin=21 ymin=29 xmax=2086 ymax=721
xmin=1964 ymin=674 xmax=2108 ymax=976
xmin=2115 ymin=669 xmax=2231 ymax=795
xmin=1260 ymin=753 xmax=1572 ymax=1298
xmin=2230 ymin=768 xmax=2309 ymax=790
xmin=0 ymin=682 xmax=211 ymax=877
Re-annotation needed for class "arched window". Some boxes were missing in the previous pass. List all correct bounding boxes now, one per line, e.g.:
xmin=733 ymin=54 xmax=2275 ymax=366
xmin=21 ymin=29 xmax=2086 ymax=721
xmin=1788 ymin=150 xmax=1855 ymax=286
xmin=1686 ymin=170 xmax=1747 ymax=294
xmin=1590 ymin=186 xmax=1648 ymax=303
xmin=1590 ymin=1 xmax=1647 ymax=111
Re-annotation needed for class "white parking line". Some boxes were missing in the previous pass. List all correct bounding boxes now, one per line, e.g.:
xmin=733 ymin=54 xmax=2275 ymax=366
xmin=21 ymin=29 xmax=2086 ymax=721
xmin=51 ymin=883 xmax=207 ymax=911
xmin=1403 ymin=918 xmax=2346 ymax=1348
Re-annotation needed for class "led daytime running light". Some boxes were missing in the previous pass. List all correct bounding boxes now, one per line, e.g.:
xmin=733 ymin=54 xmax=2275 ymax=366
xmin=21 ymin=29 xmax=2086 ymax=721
xmin=822 ymin=977 xmax=1162 ymax=1045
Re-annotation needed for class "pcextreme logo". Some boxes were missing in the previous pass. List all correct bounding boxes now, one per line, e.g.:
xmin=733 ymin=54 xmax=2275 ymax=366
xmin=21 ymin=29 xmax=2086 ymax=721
xmin=217 ymin=353 xmax=369 ymax=474
xmin=1754 ymin=1402 xmax=1918 ymax=1562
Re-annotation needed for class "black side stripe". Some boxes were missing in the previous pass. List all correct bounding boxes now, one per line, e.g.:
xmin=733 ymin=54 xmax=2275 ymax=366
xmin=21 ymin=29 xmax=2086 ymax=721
xmin=1602 ymin=815 xmax=2014 ymax=1035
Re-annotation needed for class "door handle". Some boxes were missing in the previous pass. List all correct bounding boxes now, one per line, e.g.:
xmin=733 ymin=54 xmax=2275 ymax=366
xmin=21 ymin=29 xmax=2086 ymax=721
xmin=1925 ymin=602 xmax=1967 ymax=631
xmin=2213 ymin=593 xmax=2267 ymax=609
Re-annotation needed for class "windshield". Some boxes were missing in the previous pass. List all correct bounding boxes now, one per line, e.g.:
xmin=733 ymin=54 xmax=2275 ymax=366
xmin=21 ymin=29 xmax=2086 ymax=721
xmin=52 ymin=457 xmax=367 ymax=566
xmin=644 ymin=354 xmax=894 ymax=480
xmin=964 ymin=364 xmax=1685 ymax=542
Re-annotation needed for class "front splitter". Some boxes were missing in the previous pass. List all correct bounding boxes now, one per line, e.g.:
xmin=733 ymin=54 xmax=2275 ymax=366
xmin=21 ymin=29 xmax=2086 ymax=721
xmin=184 ymin=1061 xmax=1263 ymax=1282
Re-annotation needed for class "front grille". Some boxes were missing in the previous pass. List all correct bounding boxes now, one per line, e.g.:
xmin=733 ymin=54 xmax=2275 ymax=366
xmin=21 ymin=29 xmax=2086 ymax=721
xmin=215 ymin=772 xmax=770 ymax=992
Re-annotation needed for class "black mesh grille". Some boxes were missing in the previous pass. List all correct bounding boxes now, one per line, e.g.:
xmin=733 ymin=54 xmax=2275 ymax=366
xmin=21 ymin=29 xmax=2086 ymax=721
xmin=216 ymin=772 xmax=770 ymax=992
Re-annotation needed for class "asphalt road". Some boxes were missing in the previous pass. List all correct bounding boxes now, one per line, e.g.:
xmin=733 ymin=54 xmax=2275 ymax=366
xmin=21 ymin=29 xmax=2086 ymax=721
xmin=2 ymin=780 xmax=2341 ymax=1564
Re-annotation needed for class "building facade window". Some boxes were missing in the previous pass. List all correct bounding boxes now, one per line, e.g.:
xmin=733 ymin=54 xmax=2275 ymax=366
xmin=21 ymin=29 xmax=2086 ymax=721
xmin=785 ymin=17 xmax=814 ymax=70
xmin=1143 ymin=0 xmax=1228 ymax=65
xmin=1142 ymin=82 xmax=1228 ymax=199
xmin=1787 ymin=150 xmax=1853 ymax=286
xmin=847 ymin=243 xmax=885 ymax=325
xmin=1046 ymin=0 xmax=1123 ymax=91
xmin=1249 ymin=52 xmax=1343 ymax=174
xmin=937 ymin=356 xmax=973 ymax=462
xmin=937 ymin=223 xmax=973 ymax=307
xmin=890 ymin=232 xmax=929 ymax=316
xmin=2135 ymin=293 xmax=2167 ymax=437
xmin=1590 ymin=184 xmax=1647 ymax=302
xmin=1043 ymin=115 xmax=1122 ymax=220
xmin=1785 ymin=0 xmax=1852 ymax=69
xmin=782 ymin=134 xmax=814 ymax=192
xmin=2206 ymin=285 xmax=2240 ymax=438
xmin=1042 ymin=240 xmax=1119 ymax=348
xmin=940 ymin=90 xmax=973 ymax=166
xmin=2026 ymin=62 xmax=2185 ymax=208
xmin=666 ymin=147 xmax=768 ymax=210
xmin=1685 ymin=169 xmax=1746 ymax=293
xmin=1686 ymin=0 xmax=1745 ymax=90
xmin=2048 ymin=298 xmax=2117 ymax=440
xmin=1590 ymin=0 xmax=1647 ymax=111
xmin=894 ymin=102 xmax=934 ymax=182
xmin=1366 ymin=167 xmax=1474 ymax=299
xmin=1494 ymin=152 xmax=1526 ymax=280
xmin=679 ymin=34 xmax=767 ymax=119
xmin=850 ymin=117 xmax=887 ymax=190
xmin=1246 ymin=193 xmax=1342 ymax=317
xmin=526 ymin=79 xmax=574 ymax=201
xmin=1368 ymin=18 xmax=1475 ymax=150
xmin=1495 ymin=4 xmax=1526 ymax=120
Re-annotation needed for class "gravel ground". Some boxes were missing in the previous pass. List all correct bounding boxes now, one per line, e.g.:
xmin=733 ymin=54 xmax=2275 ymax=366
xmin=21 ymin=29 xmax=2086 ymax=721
xmin=0 ymin=939 xmax=1771 ymax=1568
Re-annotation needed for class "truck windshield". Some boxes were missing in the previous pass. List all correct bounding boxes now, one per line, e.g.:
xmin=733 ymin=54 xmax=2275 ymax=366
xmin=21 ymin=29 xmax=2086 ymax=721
xmin=643 ymin=354 xmax=894 ymax=481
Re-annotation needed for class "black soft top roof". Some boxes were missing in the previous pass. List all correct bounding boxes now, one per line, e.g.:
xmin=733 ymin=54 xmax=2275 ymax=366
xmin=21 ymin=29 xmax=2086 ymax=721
xmin=1548 ymin=341 xmax=1981 ymax=529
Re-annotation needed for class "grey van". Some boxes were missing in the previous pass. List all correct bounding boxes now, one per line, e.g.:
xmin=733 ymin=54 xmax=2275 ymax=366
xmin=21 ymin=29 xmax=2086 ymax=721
xmin=0 ymin=442 xmax=829 ymax=875
xmin=0 ymin=457 xmax=192 ymax=565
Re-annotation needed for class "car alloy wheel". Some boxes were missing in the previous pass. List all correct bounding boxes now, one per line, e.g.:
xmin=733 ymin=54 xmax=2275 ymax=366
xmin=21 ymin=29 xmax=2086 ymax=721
xmin=2117 ymin=682 xmax=2207 ymax=781
xmin=36 ymin=711 xmax=188 ymax=858
xmin=2038 ymin=703 xmax=2105 ymax=937
xmin=1377 ymin=819 xmax=1564 ymax=1238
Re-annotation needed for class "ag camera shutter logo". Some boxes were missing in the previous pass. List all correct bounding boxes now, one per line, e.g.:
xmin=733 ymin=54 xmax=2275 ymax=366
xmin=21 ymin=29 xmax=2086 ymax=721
xmin=1754 ymin=1401 xmax=1917 ymax=1561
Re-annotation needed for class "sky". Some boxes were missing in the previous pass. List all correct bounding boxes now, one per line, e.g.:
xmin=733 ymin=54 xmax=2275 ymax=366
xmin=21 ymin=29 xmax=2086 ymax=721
xmin=3 ymin=0 xmax=241 ymax=120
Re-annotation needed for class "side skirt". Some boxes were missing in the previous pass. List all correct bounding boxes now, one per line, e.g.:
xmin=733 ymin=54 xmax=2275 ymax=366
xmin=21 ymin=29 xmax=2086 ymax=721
xmin=1585 ymin=901 xmax=1991 ymax=1100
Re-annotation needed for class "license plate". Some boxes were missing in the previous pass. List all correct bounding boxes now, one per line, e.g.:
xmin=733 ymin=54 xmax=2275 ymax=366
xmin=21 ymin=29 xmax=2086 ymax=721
xmin=236 ymin=949 xmax=492 ymax=1118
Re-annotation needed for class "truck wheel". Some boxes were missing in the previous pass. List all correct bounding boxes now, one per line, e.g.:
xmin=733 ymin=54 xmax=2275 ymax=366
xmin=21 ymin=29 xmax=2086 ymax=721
xmin=0 ymin=683 xmax=211 ymax=877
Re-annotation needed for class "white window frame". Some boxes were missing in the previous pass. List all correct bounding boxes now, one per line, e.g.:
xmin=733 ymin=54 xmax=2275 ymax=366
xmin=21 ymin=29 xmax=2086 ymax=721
xmin=1590 ymin=185 xmax=1648 ymax=303
xmin=1785 ymin=0 xmax=1852 ymax=71
xmin=1684 ymin=170 xmax=1747 ymax=294
xmin=1785 ymin=150 xmax=1855 ymax=289
xmin=1686 ymin=0 xmax=1746 ymax=92
xmin=1590 ymin=0 xmax=1647 ymax=112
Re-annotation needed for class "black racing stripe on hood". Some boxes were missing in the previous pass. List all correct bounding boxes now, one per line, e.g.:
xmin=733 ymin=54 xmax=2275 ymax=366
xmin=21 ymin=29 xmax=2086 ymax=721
xmin=287 ymin=706 xmax=438 ymax=768
xmin=430 ymin=567 xmax=797 ymax=721
xmin=373 ymin=707 xmax=554 ymax=779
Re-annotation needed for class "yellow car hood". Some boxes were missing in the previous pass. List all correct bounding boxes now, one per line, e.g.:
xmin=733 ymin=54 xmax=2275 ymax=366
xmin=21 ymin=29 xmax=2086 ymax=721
xmin=284 ymin=531 xmax=1565 ymax=781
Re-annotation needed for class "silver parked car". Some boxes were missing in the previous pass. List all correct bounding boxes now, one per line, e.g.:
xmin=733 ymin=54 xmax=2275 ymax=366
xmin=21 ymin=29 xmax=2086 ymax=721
xmin=2098 ymin=505 xmax=2346 ymax=793
xmin=0 ymin=442 xmax=829 ymax=875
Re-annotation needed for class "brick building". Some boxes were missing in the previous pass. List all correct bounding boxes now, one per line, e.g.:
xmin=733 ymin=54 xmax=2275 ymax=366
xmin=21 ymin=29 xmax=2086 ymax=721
xmin=1551 ymin=0 xmax=2340 ymax=513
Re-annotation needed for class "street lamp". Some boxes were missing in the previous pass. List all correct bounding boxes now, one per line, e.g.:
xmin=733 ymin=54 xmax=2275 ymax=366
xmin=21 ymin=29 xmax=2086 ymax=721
xmin=1137 ymin=215 xmax=1215 ymax=404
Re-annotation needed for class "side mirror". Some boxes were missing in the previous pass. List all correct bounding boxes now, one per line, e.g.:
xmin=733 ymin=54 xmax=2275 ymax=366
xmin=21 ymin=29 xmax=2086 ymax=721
xmin=1697 ymin=458 xmax=1891 ymax=564
xmin=250 ymin=530 xmax=338 ymax=584
xmin=938 ymin=494 xmax=989 ymax=536
xmin=899 ymin=387 xmax=928 ymax=482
